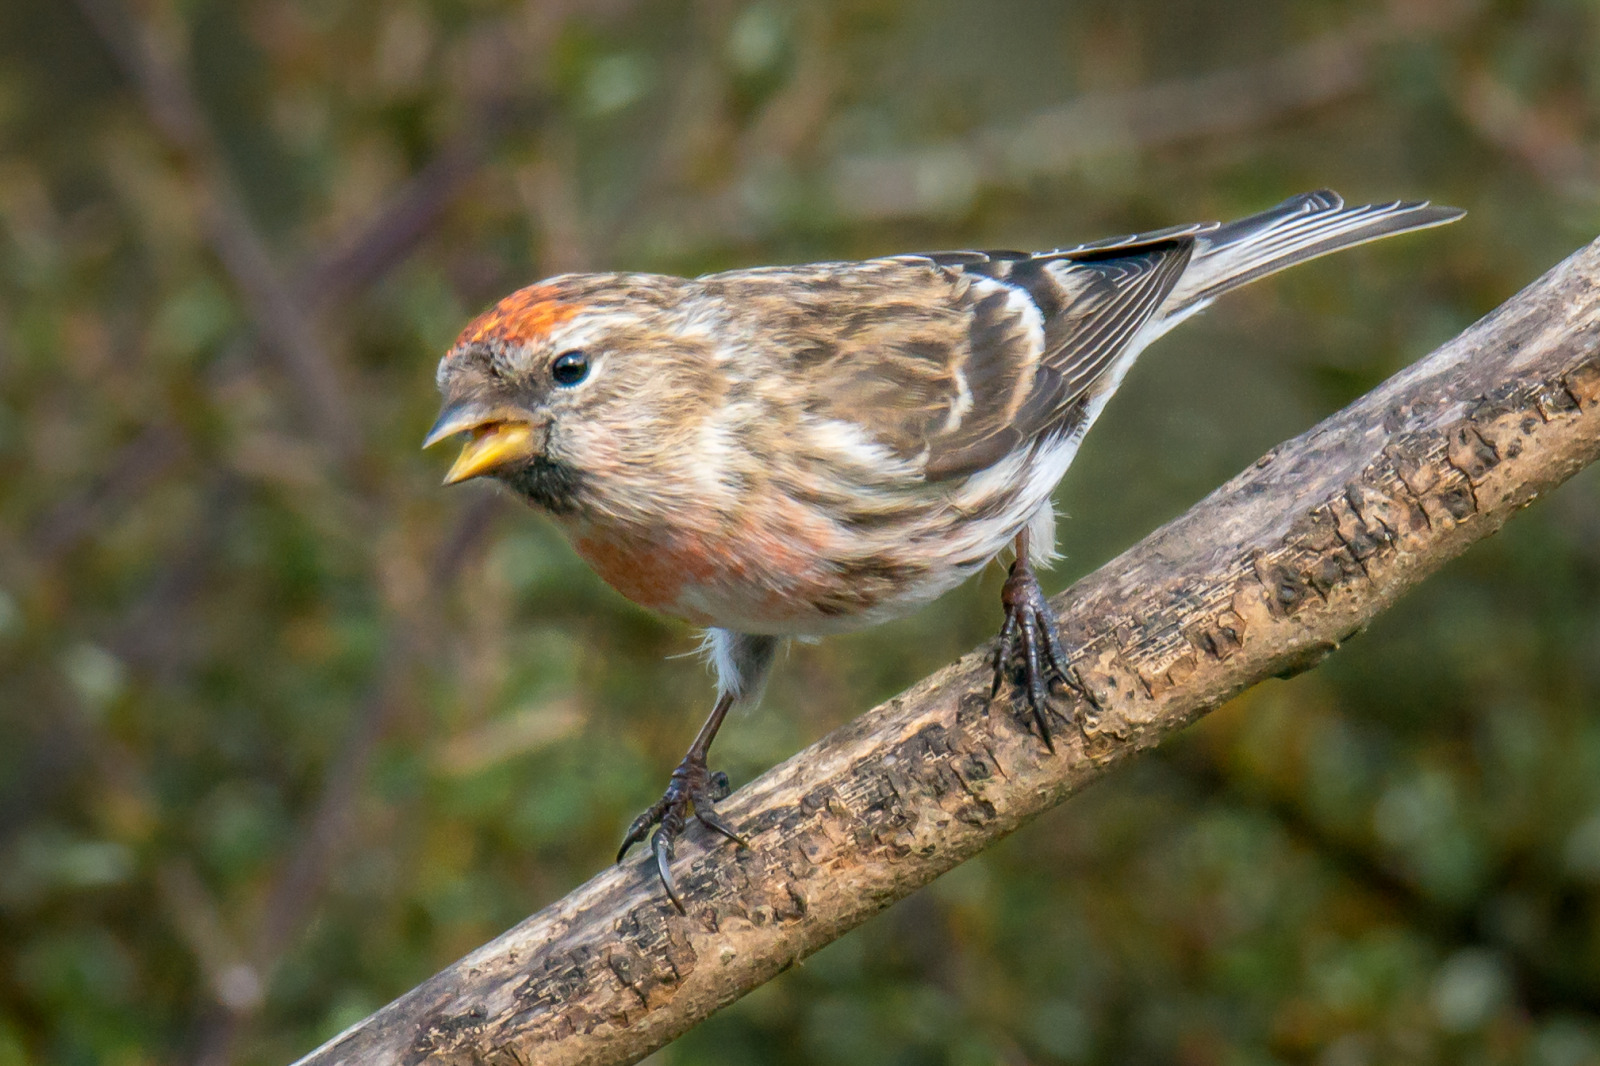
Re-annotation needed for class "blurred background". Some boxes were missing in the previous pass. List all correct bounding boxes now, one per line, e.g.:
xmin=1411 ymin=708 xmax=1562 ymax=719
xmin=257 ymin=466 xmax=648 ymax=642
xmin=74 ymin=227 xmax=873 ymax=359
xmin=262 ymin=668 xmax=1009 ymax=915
xmin=2 ymin=0 xmax=1599 ymax=1063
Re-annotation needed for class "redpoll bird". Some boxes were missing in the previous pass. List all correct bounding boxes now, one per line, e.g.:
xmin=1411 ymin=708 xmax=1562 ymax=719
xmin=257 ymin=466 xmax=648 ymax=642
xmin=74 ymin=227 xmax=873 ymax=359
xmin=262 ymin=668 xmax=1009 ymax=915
xmin=426 ymin=190 xmax=1461 ymax=909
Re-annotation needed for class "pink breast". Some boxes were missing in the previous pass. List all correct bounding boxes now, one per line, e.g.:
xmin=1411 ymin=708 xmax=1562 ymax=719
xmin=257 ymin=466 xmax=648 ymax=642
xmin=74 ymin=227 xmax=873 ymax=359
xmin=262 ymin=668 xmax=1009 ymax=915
xmin=570 ymin=496 xmax=845 ymax=630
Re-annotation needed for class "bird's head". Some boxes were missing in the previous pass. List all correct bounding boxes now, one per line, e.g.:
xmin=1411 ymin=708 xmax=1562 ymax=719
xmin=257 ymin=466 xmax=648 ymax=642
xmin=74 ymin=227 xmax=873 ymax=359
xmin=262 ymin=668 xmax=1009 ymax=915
xmin=425 ymin=274 xmax=712 ymax=517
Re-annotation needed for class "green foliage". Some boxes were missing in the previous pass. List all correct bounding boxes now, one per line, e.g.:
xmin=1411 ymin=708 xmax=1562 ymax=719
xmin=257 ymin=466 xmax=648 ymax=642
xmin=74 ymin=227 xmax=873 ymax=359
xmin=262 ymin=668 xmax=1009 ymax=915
xmin=1 ymin=1 xmax=1599 ymax=1063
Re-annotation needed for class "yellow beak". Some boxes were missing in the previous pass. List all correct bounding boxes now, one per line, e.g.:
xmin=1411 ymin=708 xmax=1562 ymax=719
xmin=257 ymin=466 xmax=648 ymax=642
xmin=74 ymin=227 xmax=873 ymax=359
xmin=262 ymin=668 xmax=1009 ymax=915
xmin=441 ymin=422 xmax=538 ymax=484
xmin=424 ymin=403 xmax=540 ymax=485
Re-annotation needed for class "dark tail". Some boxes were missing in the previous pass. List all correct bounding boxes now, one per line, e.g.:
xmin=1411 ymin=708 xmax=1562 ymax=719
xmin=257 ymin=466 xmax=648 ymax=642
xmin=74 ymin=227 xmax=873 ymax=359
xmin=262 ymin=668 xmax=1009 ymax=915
xmin=1167 ymin=190 xmax=1463 ymax=314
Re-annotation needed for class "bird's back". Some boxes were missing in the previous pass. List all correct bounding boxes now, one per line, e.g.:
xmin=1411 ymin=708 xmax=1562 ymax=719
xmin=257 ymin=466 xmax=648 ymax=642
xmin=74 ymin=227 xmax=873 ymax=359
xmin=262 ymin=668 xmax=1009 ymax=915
xmin=654 ymin=191 xmax=1462 ymax=636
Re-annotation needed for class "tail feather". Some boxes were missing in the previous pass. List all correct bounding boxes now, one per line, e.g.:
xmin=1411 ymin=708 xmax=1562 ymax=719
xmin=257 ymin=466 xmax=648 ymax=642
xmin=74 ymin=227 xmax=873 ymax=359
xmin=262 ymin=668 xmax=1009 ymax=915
xmin=1166 ymin=190 xmax=1463 ymax=314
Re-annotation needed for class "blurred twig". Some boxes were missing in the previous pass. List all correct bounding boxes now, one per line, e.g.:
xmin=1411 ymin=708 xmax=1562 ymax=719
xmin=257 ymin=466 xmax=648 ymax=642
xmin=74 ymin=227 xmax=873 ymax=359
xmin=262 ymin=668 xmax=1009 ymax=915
xmin=646 ymin=8 xmax=1460 ymax=245
xmin=828 ymin=26 xmax=1385 ymax=222
xmin=299 ymin=128 xmax=505 ymax=313
xmin=185 ymin=492 xmax=506 ymax=1066
xmin=72 ymin=0 xmax=360 ymax=461
xmin=26 ymin=423 xmax=189 ymax=566
xmin=1456 ymin=68 xmax=1597 ymax=198
xmin=158 ymin=862 xmax=266 ymax=1018
xmin=589 ymin=2 xmax=839 ymax=256
xmin=104 ymin=475 xmax=240 ymax=680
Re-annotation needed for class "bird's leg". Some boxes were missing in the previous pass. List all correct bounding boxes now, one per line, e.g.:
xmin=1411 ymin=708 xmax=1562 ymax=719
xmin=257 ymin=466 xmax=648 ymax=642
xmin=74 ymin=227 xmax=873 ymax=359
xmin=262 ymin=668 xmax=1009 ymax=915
xmin=989 ymin=527 xmax=1073 ymax=752
xmin=617 ymin=690 xmax=747 ymax=912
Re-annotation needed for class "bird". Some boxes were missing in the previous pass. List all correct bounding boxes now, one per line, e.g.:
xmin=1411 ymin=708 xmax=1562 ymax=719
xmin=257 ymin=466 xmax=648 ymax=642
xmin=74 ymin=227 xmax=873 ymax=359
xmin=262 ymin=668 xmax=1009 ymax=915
xmin=425 ymin=189 xmax=1462 ymax=910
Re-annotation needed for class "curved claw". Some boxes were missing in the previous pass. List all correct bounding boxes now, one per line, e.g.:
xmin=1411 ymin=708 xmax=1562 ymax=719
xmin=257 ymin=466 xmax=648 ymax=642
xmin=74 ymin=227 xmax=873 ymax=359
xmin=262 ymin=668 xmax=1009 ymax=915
xmin=617 ymin=754 xmax=745 ymax=910
xmin=989 ymin=555 xmax=1074 ymax=752
xmin=1016 ymin=605 xmax=1056 ymax=753
xmin=990 ymin=609 xmax=1021 ymax=701
xmin=694 ymin=805 xmax=749 ymax=848
xmin=617 ymin=799 xmax=665 ymax=863
xmin=652 ymin=829 xmax=683 ymax=912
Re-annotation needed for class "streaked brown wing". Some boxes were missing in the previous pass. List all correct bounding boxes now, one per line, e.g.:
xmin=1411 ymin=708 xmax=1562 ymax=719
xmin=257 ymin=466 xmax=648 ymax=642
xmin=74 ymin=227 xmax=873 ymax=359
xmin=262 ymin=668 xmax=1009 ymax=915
xmin=707 ymin=234 xmax=1196 ymax=482
xmin=919 ymin=239 xmax=1194 ymax=479
xmin=706 ymin=261 xmax=1009 ymax=472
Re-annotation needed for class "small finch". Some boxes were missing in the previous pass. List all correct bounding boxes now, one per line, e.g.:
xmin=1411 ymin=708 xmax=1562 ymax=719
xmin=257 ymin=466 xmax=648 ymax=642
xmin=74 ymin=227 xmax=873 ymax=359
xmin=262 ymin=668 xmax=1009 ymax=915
xmin=426 ymin=190 xmax=1461 ymax=909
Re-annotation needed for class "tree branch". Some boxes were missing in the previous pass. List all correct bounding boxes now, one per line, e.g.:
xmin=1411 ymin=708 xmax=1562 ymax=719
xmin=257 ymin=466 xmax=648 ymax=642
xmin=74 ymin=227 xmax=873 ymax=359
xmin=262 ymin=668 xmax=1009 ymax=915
xmin=292 ymin=237 xmax=1600 ymax=1066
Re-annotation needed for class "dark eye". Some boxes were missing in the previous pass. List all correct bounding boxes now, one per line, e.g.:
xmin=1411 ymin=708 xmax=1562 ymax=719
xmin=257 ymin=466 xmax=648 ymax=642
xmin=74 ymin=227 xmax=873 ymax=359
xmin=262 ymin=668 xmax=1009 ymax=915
xmin=550 ymin=349 xmax=590 ymax=386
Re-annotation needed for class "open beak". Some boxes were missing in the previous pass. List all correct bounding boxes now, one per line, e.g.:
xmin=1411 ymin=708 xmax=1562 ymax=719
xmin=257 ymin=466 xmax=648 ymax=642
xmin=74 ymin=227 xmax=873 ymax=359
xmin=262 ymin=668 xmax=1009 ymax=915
xmin=424 ymin=402 xmax=540 ymax=485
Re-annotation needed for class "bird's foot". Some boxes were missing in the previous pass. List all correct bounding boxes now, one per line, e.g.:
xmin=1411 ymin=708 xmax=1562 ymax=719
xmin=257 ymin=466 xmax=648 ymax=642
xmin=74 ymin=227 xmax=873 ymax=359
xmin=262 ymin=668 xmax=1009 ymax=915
xmin=990 ymin=556 xmax=1074 ymax=753
xmin=617 ymin=755 xmax=746 ymax=912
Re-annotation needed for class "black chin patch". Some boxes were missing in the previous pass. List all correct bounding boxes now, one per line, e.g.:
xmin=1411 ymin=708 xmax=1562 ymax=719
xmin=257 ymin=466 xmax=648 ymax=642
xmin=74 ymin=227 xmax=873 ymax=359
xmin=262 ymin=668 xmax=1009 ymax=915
xmin=500 ymin=456 xmax=584 ymax=515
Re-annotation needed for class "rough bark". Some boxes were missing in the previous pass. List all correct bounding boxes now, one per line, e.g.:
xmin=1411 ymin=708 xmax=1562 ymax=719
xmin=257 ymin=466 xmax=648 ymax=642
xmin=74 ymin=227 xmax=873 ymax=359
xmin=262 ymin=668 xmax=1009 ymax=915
xmin=293 ymin=237 xmax=1600 ymax=1066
